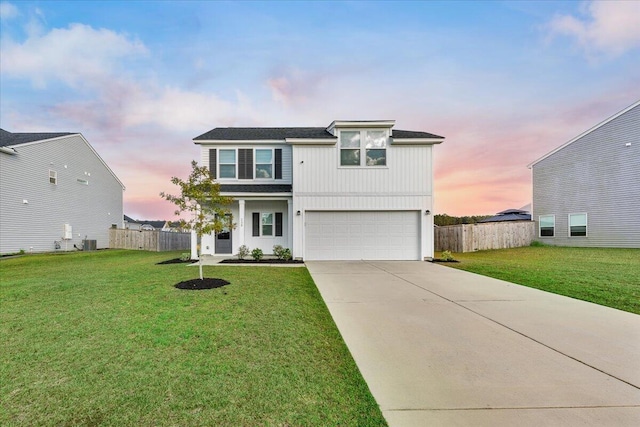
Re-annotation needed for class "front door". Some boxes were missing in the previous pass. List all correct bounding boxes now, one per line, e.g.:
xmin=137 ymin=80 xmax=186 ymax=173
xmin=215 ymin=214 xmax=232 ymax=254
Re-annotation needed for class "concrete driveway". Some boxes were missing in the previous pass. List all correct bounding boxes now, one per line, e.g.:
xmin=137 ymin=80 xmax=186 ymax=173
xmin=306 ymin=261 xmax=640 ymax=427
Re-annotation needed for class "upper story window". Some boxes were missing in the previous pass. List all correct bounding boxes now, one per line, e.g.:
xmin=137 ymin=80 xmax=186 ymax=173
xmin=340 ymin=130 xmax=387 ymax=167
xmin=219 ymin=149 xmax=236 ymax=178
xmin=569 ymin=213 xmax=587 ymax=237
xmin=49 ymin=170 xmax=57 ymax=185
xmin=255 ymin=149 xmax=273 ymax=179
xmin=539 ymin=215 xmax=555 ymax=237
xmin=209 ymin=148 xmax=282 ymax=180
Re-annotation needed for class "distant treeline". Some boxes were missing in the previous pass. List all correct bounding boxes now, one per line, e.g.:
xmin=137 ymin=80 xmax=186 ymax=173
xmin=434 ymin=214 xmax=493 ymax=226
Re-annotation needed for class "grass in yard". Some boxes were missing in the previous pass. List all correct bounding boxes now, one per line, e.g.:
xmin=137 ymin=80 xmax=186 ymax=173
xmin=437 ymin=246 xmax=640 ymax=315
xmin=0 ymin=250 xmax=386 ymax=426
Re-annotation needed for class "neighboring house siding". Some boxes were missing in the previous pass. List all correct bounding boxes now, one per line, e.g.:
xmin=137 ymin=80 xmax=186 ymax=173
xmin=532 ymin=103 xmax=640 ymax=248
xmin=0 ymin=135 xmax=123 ymax=254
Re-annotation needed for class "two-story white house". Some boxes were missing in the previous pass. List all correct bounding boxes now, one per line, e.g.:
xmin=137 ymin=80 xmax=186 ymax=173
xmin=191 ymin=120 xmax=444 ymax=260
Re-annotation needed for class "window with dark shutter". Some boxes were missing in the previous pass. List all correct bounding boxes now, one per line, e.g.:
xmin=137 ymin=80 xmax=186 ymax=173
xmin=275 ymin=212 xmax=283 ymax=236
xmin=252 ymin=212 xmax=260 ymax=236
xmin=209 ymin=149 xmax=217 ymax=179
xmin=275 ymin=149 xmax=282 ymax=179
xmin=238 ymin=149 xmax=253 ymax=180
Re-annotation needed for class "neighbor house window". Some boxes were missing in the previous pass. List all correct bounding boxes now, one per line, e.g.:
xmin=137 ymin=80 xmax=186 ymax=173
xmin=219 ymin=149 xmax=236 ymax=178
xmin=539 ymin=215 xmax=555 ymax=237
xmin=49 ymin=170 xmax=57 ymax=185
xmin=77 ymin=178 xmax=88 ymax=185
xmin=252 ymin=212 xmax=284 ymax=237
xmin=340 ymin=130 xmax=387 ymax=167
xmin=255 ymin=149 xmax=273 ymax=179
xmin=569 ymin=213 xmax=587 ymax=237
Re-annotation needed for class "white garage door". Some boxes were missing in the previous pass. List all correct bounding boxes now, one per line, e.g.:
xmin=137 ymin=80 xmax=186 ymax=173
xmin=305 ymin=211 xmax=420 ymax=260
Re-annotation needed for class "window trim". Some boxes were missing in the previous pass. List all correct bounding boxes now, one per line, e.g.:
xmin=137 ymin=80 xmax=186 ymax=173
xmin=49 ymin=170 xmax=57 ymax=185
xmin=339 ymin=130 xmax=388 ymax=168
xmin=255 ymin=148 xmax=274 ymax=180
xmin=252 ymin=211 xmax=284 ymax=237
xmin=218 ymin=148 xmax=237 ymax=179
xmin=539 ymin=214 xmax=555 ymax=237
xmin=568 ymin=213 xmax=588 ymax=237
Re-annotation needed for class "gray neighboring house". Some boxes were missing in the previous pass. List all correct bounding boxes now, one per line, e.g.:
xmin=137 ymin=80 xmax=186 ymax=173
xmin=0 ymin=129 xmax=125 ymax=254
xmin=528 ymin=100 xmax=640 ymax=248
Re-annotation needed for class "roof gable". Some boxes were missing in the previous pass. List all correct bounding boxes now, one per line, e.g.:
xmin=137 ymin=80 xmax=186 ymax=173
xmin=0 ymin=129 xmax=75 ymax=147
xmin=528 ymin=100 xmax=640 ymax=168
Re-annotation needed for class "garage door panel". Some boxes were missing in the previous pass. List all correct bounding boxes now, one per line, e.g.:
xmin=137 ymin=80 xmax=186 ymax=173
xmin=305 ymin=211 xmax=420 ymax=260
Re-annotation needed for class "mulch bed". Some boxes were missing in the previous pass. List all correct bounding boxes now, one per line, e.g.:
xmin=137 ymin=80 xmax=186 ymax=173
xmin=157 ymin=258 xmax=196 ymax=265
xmin=174 ymin=278 xmax=230 ymax=290
xmin=431 ymin=259 xmax=460 ymax=263
xmin=220 ymin=259 xmax=304 ymax=264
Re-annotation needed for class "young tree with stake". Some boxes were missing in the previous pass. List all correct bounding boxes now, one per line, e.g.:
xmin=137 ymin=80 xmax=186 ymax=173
xmin=160 ymin=161 xmax=234 ymax=280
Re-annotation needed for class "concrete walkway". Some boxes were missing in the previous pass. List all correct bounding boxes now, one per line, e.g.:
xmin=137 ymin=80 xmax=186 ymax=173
xmin=306 ymin=261 xmax=640 ymax=427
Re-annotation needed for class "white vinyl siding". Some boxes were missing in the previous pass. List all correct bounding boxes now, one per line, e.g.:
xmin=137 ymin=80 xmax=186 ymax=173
xmin=305 ymin=211 xmax=420 ymax=260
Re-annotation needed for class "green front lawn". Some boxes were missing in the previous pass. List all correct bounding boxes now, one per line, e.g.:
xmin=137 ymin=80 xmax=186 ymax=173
xmin=0 ymin=250 xmax=386 ymax=426
xmin=438 ymin=246 xmax=640 ymax=315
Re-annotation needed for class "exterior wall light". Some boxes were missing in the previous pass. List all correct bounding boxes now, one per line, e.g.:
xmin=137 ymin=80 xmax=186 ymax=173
xmin=296 ymin=210 xmax=301 ymax=216
xmin=425 ymin=210 xmax=431 ymax=215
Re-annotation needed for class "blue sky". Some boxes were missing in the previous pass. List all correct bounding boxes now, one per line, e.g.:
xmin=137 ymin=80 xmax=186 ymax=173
xmin=1 ymin=1 xmax=639 ymax=218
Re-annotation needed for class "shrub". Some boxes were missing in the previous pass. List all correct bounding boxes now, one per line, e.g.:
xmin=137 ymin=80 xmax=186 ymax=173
xmin=238 ymin=245 xmax=250 ymax=260
xmin=273 ymin=245 xmax=293 ymax=261
xmin=251 ymin=248 xmax=263 ymax=261
xmin=273 ymin=245 xmax=284 ymax=259
xmin=530 ymin=240 xmax=546 ymax=247
xmin=179 ymin=252 xmax=191 ymax=261
xmin=441 ymin=250 xmax=455 ymax=261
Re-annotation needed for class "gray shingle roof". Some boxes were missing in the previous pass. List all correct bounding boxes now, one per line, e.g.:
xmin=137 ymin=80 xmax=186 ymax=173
xmin=392 ymin=129 xmax=444 ymax=139
xmin=194 ymin=127 xmax=444 ymax=141
xmin=219 ymin=184 xmax=292 ymax=193
xmin=0 ymin=129 xmax=75 ymax=147
xmin=194 ymin=127 xmax=335 ymax=141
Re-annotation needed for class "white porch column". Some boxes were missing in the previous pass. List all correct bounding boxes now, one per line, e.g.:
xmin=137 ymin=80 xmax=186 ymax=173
xmin=190 ymin=229 xmax=198 ymax=260
xmin=238 ymin=199 xmax=245 ymax=250
xmin=287 ymin=199 xmax=293 ymax=251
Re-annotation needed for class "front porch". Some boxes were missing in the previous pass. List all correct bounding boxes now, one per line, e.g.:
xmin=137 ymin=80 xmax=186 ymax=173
xmin=192 ymin=198 xmax=293 ymax=259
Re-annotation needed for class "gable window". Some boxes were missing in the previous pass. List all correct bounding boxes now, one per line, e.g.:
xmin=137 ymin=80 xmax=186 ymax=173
xmin=49 ymin=170 xmax=57 ymax=185
xmin=569 ymin=213 xmax=587 ymax=237
xmin=539 ymin=215 xmax=555 ymax=237
xmin=340 ymin=130 xmax=387 ymax=167
xmin=219 ymin=149 xmax=236 ymax=178
xmin=255 ymin=149 xmax=273 ymax=179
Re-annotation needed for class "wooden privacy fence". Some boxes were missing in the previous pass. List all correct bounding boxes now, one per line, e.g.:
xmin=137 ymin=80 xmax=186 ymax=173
xmin=109 ymin=229 xmax=191 ymax=252
xmin=435 ymin=221 xmax=535 ymax=253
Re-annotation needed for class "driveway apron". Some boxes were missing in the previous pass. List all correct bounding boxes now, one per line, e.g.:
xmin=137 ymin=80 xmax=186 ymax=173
xmin=306 ymin=261 xmax=640 ymax=427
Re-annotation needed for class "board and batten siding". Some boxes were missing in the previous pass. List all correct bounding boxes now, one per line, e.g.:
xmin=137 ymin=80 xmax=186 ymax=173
xmin=532 ymin=102 xmax=640 ymax=248
xmin=291 ymin=143 xmax=435 ymax=259
xmin=0 ymin=135 xmax=124 ymax=254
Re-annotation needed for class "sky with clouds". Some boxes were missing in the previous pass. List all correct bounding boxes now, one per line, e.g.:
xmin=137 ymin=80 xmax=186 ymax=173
xmin=1 ymin=1 xmax=639 ymax=219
